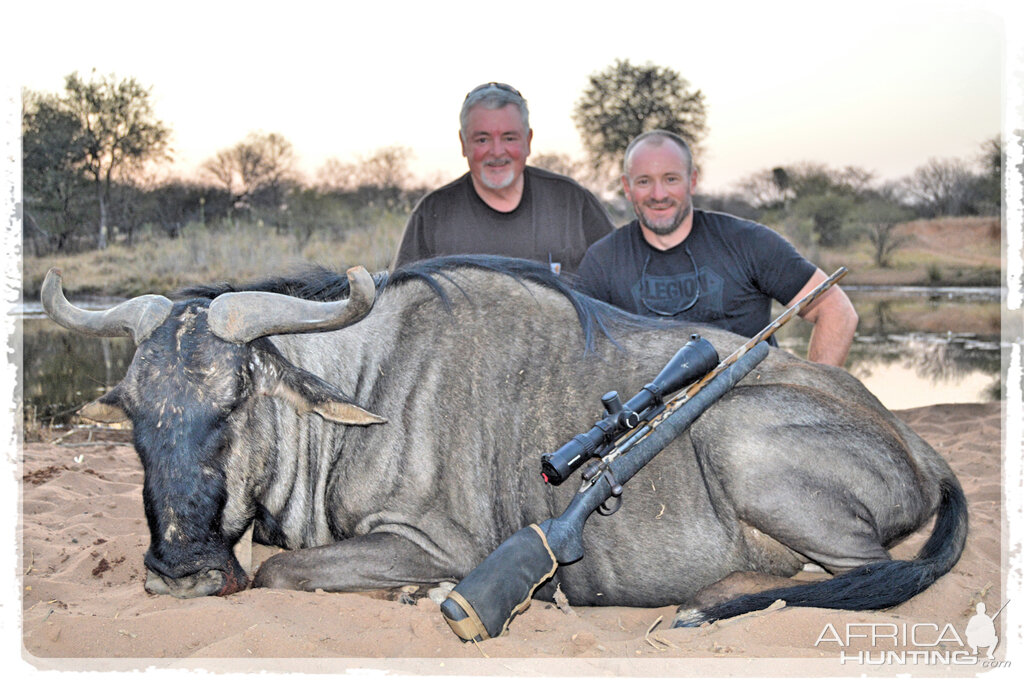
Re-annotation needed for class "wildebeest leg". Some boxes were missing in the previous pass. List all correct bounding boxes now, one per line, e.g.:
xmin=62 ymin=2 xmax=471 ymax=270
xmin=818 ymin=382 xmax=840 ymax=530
xmin=692 ymin=386 xmax=926 ymax=574
xmin=253 ymin=532 xmax=454 ymax=593
xmin=686 ymin=570 xmax=826 ymax=611
xmin=358 ymin=582 xmax=457 ymax=605
xmin=673 ymin=386 xmax=939 ymax=627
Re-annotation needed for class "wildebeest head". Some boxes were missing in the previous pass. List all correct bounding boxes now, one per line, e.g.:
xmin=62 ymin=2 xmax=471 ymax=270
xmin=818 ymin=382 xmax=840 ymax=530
xmin=41 ymin=267 xmax=385 ymax=598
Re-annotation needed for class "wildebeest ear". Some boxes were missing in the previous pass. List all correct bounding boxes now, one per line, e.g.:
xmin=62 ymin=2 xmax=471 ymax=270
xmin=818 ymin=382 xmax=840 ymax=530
xmin=254 ymin=347 xmax=386 ymax=426
xmin=78 ymin=388 xmax=129 ymax=424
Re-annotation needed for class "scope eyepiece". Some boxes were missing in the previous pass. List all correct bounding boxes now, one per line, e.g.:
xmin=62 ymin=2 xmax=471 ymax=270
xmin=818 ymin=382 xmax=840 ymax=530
xmin=541 ymin=429 xmax=606 ymax=484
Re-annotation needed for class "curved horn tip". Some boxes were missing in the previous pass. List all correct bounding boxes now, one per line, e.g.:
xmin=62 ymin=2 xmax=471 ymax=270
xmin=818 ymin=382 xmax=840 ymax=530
xmin=345 ymin=266 xmax=376 ymax=299
xmin=42 ymin=267 xmax=63 ymax=289
xmin=41 ymin=268 xmax=68 ymax=308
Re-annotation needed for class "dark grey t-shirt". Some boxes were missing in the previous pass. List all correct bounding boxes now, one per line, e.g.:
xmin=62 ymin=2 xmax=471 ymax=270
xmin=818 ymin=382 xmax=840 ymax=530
xmin=576 ymin=211 xmax=816 ymax=337
xmin=392 ymin=166 xmax=613 ymax=275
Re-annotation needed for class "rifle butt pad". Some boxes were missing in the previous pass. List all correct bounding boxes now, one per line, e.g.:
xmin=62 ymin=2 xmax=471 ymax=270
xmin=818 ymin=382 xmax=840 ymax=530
xmin=440 ymin=523 xmax=558 ymax=642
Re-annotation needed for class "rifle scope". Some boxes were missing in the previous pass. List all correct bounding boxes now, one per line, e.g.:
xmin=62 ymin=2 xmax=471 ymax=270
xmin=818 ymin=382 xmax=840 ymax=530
xmin=540 ymin=334 xmax=718 ymax=485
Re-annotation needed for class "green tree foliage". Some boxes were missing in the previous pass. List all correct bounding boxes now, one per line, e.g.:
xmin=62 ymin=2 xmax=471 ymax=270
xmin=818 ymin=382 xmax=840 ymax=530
xmin=791 ymin=192 xmax=857 ymax=247
xmin=741 ymin=163 xmax=875 ymax=210
xmin=573 ymin=59 xmax=707 ymax=185
xmin=21 ymin=90 xmax=92 ymax=252
xmin=853 ymin=199 xmax=914 ymax=267
xmin=62 ymin=71 xmax=171 ymax=248
xmin=740 ymin=163 xmax=875 ymax=245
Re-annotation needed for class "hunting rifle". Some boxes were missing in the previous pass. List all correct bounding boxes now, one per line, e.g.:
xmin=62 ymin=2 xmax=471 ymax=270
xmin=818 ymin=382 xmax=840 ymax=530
xmin=440 ymin=267 xmax=849 ymax=642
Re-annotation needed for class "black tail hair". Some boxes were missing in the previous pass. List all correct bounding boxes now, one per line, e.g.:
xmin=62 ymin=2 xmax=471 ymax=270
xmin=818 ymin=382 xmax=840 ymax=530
xmin=674 ymin=477 xmax=968 ymax=627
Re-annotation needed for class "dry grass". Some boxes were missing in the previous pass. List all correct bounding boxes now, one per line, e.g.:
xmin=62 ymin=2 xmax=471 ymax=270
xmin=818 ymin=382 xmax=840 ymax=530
xmin=817 ymin=216 xmax=1001 ymax=287
xmin=23 ymin=215 xmax=406 ymax=298
xmin=22 ymin=215 xmax=1002 ymax=297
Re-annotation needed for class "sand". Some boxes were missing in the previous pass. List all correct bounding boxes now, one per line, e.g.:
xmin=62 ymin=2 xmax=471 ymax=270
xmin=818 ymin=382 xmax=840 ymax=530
xmin=17 ymin=402 xmax=1005 ymax=676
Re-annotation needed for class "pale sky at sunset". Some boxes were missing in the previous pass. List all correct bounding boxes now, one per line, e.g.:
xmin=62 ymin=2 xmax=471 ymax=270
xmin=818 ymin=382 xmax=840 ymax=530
xmin=3 ymin=0 xmax=1017 ymax=193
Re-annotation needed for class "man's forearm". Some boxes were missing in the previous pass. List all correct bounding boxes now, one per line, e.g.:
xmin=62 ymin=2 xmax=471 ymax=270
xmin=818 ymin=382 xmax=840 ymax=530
xmin=806 ymin=299 xmax=858 ymax=366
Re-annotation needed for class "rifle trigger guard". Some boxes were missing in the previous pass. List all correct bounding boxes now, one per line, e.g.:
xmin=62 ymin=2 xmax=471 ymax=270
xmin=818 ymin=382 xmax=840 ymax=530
xmin=597 ymin=469 xmax=623 ymax=516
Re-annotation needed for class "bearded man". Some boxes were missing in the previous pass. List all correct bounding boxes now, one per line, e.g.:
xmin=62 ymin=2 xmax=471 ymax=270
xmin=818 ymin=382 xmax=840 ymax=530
xmin=391 ymin=83 xmax=613 ymax=275
xmin=576 ymin=130 xmax=857 ymax=366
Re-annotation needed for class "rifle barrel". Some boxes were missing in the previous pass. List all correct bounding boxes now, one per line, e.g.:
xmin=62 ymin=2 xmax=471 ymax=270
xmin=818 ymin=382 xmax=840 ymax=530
xmin=664 ymin=267 xmax=848 ymax=411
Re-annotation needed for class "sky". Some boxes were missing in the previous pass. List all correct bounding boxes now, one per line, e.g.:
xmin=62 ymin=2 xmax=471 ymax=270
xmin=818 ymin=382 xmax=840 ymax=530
xmin=3 ymin=0 xmax=1016 ymax=194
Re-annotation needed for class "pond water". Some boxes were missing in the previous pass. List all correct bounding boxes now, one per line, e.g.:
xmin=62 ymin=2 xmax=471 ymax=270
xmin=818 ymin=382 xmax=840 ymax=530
xmin=12 ymin=286 xmax=1004 ymax=426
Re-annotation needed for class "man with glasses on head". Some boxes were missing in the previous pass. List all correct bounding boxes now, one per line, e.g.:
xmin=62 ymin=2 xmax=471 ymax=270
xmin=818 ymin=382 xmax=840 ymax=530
xmin=576 ymin=130 xmax=857 ymax=366
xmin=391 ymin=83 xmax=613 ymax=275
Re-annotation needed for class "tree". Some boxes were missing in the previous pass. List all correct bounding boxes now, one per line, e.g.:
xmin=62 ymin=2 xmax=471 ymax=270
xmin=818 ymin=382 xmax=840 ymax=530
xmin=790 ymin=192 xmax=856 ymax=247
xmin=354 ymin=145 xmax=414 ymax=190
xmin=63 ymin=71 xmax=171 ymax=248
xmin=976 ymin=135 xmax=1002 ymax=214
xmin=853 ymin=199 xmax=914 ymax=267
xmin=203 ymin=132 xmax=298 ymax=212
xmin=21 ymin=90 xmax=91 ymax=252
xmin=902 ymin=157 xmax=979 ymax=217
xmin=573 ymin=59 xmax=708 ymax=185
xmin=529 ymin=152 xmax=603 ymax=194
xmin=316 ymin=157 xmax=359 ymax=192
xmin=739 ymin=163 xmax=874 ymax=212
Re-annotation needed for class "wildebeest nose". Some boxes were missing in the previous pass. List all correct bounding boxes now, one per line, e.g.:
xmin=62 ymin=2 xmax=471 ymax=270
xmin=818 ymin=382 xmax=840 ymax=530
xmin=145 ymin=567 xmax=246 ymax=598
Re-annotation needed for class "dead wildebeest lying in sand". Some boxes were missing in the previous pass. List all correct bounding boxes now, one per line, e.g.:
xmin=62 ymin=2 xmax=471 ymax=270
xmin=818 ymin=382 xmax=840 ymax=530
xmin=41 ymin=255 xmax=965 ymax=632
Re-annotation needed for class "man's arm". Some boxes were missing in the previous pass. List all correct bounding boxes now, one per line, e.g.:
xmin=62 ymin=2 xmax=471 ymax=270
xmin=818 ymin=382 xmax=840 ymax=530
xmin=790 ymin=268 xmax=858 ymax=366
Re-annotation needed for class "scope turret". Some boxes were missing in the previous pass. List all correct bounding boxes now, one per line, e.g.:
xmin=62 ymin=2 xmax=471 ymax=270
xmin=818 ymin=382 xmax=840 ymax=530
xmin=540 ymin=335 xmax=718 ymax=485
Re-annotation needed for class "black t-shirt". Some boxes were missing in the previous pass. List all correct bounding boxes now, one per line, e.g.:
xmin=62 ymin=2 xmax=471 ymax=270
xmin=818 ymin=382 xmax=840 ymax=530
xmin=391 ymin=166 xmax=613 ymax=275
xmin=576 ymin=211 xmax=817 ymax=337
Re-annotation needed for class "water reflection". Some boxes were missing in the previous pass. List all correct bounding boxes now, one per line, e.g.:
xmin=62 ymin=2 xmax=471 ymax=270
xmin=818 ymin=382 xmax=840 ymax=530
xmin=21 ymin=319 xmax=135 ymax=426
xmin=18 ymin=287 xmax=1003 ymax=424
xmin=774 ymin=288 xmax=1002 ymax=409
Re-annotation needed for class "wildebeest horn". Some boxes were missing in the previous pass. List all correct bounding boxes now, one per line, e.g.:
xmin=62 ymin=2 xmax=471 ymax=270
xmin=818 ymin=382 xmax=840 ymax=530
xmin=41 ymin=268 xmax=174 ymax=344
xmin=206 ymin=266 xmax=377 ymax=343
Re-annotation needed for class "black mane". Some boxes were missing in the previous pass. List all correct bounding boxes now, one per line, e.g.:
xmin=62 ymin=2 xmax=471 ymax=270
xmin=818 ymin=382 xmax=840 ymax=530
xmin=176 ymin=255 xmax=680 ymax=352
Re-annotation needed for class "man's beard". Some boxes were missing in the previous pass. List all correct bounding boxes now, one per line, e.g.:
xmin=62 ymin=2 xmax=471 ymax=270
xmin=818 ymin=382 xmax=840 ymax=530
xmin=635 ymin=198 xmax=692 ymax=236
xmin=479 ymin=160 xmax=516 ymax=190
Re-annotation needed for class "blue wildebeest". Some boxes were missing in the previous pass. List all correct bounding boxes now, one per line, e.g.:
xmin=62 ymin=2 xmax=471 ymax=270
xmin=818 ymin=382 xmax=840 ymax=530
xmin=42 ymin=256 xmax=966 ymax=627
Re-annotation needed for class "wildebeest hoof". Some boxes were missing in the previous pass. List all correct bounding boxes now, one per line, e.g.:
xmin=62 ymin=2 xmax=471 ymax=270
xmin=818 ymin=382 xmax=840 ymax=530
xmin=428 ymin=581 xmax=455 ymax=605
xmin=252 ymin=555 xmax=299 ymax=591
xmin=671 ymin=607 xmax=707 ymax=628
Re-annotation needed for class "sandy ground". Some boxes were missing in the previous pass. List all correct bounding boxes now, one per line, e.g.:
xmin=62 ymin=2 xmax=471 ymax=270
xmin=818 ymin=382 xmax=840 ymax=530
xmin=17 ymin=402 xmax=1004 ymax=677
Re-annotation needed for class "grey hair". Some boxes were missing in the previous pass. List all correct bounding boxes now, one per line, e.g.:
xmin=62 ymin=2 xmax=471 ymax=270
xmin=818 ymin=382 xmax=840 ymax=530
xmin=459 ymin=84 xmax=530 ymax=142
xmin=623 ymin=130 xmax=693 ymax=177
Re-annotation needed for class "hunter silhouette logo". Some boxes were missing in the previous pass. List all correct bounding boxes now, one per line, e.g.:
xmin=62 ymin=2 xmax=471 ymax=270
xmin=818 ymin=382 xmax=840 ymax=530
xmin=814 ymin=599 xmax=1010 ymax=667
xmin=965 ymin=601 xmax=1006 ymax=659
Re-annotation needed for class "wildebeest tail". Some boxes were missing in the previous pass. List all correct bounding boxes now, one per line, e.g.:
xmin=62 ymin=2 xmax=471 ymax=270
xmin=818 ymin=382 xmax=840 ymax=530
xmin=673 ymin=476 xmax=968 ymax=627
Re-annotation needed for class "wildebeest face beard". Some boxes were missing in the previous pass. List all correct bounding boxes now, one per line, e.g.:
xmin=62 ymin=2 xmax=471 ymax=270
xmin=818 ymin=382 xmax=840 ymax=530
xmin=117 ymin=302 xmax=253 ymax=596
